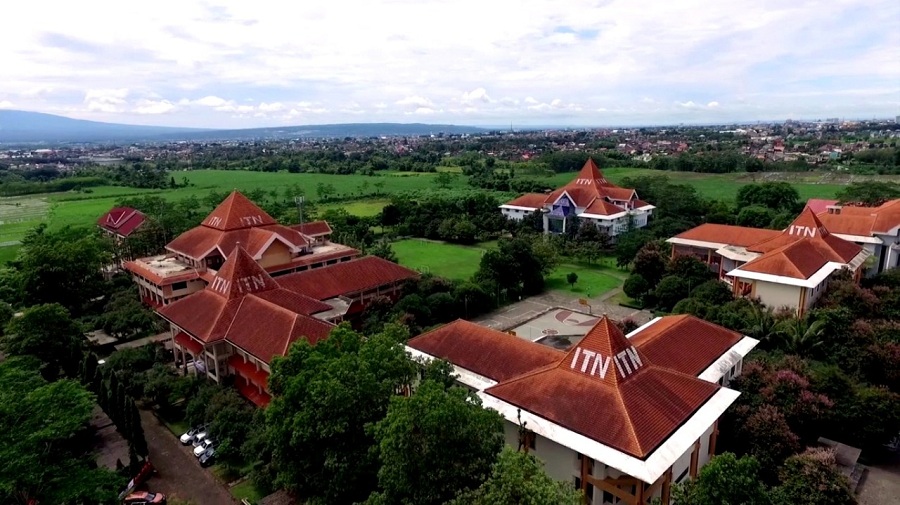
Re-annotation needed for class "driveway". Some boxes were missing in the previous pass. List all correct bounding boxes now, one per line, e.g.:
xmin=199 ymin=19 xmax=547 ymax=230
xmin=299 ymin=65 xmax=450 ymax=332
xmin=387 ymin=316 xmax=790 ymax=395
xmin=140 ymin=409 xmax=238 ymax=505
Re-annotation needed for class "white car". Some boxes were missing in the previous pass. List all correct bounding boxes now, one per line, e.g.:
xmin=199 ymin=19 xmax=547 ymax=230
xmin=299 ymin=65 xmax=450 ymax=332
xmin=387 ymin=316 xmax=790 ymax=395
xmin=191 ymin=429 xmax=209 ymax=447
xmin=193 ymin=438 xmax=214 ymax=457
xmin=179 ymin=425 xmax=207 ymax=445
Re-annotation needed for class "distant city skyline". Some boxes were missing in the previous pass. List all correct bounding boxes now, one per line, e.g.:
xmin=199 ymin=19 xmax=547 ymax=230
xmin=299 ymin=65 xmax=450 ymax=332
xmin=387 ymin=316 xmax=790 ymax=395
xmin=3 ymin=0 xmax=899 ymax=129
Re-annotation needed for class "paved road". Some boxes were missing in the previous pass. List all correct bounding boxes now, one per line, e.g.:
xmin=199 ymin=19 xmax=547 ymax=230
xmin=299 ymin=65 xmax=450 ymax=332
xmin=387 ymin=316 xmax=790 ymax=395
xmin=140 ymin=409 xmax=237 ymax=505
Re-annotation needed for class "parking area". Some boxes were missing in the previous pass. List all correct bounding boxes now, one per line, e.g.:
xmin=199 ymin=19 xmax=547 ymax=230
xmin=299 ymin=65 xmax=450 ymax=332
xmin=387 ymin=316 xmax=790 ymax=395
xmin=139 ymin=409 xmax=237 ymax=505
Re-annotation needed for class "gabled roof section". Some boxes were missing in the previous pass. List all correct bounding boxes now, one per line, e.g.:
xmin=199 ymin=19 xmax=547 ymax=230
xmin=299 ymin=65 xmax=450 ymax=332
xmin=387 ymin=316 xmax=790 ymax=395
xmin=542 ymin=159 xmax=638 ymax=208
xmin=584 ymin=199 xmax=627 ymax=216
xmin=739 ymin=240 xmax=833 ymax=280
xmin=202 ymin=190 xmax=277 ymax=231
xmin=670 ymin=224 xmax=782 ymax=248
xmin=748 ymin=208 xmax=861 ymax=263
xmin=278 ymin=256 xmax=419 ymax=300
xmin=629 ymin=315 xmax=743 ymax=377
xmin=502 ymin=193 xmax=548 ymax=209
xmin=208 ymin=245 xmax=280 ymax=299
xmin=407 ymin=319 xmax=564 ymax=382
xmin=484 ymin=317 xmax=718 ymax=458
xmin=158 ymin=291 xmax=240 ymax=343
xmin=292 ymin=220 xmax=333 ymax=237
xmin=97 ymin=207 xmax=146 ymax=237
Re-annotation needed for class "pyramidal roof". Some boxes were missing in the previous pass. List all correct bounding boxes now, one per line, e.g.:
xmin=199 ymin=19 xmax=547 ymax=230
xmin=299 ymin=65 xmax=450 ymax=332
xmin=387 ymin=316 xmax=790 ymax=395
xmin=566 ymin=158 xmax=616 ymax=189
xmin=202 ymin=191 xmax=277 ymax=231
xmin=208 ymin=245 xmax=280 ymax=299
xmin=747 ymin=207 xmax=861 ymax=263
xmin=562 ymin=315 xmax=649 ymax=386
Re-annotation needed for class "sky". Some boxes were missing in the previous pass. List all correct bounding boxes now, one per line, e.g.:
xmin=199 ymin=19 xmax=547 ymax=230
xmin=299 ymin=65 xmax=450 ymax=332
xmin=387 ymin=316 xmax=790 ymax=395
xmin=2 ymin=0 xmax=899 ymax=128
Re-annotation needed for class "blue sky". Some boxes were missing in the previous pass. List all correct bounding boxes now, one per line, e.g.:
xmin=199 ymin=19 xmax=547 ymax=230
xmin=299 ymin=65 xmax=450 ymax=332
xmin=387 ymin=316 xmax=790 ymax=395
xmin=2 ymin=0 xmax=898 ymax=128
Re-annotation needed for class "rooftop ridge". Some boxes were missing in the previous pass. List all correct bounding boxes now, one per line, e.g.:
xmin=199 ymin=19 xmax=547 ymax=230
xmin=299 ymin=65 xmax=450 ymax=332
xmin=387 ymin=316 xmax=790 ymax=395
xmin=208 ymin=244 xmax=280 ymax=299
xmin=560 ymin=315 xmax=650 ymax=386
xmin=202 ymin=190 xmax=277 ymax=231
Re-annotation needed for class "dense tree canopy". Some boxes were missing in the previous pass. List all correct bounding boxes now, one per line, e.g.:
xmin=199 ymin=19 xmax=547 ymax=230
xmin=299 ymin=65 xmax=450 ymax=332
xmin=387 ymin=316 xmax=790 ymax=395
xmin=0 ymin=358 xmax=124 ymax=505
xmin=3 ymin=303 xmax=85 ymax=380
xmin=672 ymin=453 xmax=771 ymax=505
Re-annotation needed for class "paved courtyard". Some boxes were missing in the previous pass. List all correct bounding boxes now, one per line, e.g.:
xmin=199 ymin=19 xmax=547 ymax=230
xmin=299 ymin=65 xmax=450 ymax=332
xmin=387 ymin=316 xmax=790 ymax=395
xmin=472 ymin=289 xmax=654 ymax=340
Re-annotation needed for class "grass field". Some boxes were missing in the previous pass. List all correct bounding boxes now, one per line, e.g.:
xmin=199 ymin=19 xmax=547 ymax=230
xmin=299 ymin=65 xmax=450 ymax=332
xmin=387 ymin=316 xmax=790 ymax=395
xmin=229 ymin=479 xmax=264 ymax=504
xmin=392 ymin=239 xmax=625 ymax=298
xmin=393 ymin=239 xmax=489 ymax=280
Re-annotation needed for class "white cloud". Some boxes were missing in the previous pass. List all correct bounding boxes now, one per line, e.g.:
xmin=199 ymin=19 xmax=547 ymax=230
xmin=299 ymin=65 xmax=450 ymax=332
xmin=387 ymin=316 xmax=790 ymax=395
xmin=194 ymin=95 xmax=229 ymax=107
xmin=133 ymin=99 xmax=176 ymax=114
xmin=413 ymin=107 xmax=435 ymax=115
xmin=1 ymin=0 xmax=896 ymax=127
xmin=258 ymin=101 xmax=283 ymax=112
xmin=395 ymin=95 xmax=434 ymax=108
xmin=0 ymin=100 xmax=13 ymax=109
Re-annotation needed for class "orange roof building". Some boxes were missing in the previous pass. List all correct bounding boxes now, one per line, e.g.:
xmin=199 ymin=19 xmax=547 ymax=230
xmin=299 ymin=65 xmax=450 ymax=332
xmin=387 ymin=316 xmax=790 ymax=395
xmin=500 ymin=159 xmax=655 ymax=238
xmin=124 ymin=190 xmax=358 ymax=307
xmin=668 ymin=208 xmax=871 ymax=316
xmin=407 ymin=314 xmax=758 ymax=503
xmin=812 ymin=199 xmax=900 ymax=275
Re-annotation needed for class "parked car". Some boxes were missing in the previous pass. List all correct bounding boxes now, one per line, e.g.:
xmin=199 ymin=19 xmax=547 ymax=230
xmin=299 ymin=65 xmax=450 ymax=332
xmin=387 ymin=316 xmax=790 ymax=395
xmin=191 ymin=429 xmax=209 ymax=447
xmin=198 ymin=446 xmax=216 ymax=467
xmin=193 ymin=437 xmax=215 ymax=457
xmin=179 ymin=424 xmax=207 ymax=445
xmin=123 ymin=491 xmax=166 ymax=504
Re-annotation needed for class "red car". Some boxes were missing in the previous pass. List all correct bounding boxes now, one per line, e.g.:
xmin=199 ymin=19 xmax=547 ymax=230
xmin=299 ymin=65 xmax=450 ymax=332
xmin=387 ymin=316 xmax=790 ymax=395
xmin=122 ymin=491 xmax=166 ymax=504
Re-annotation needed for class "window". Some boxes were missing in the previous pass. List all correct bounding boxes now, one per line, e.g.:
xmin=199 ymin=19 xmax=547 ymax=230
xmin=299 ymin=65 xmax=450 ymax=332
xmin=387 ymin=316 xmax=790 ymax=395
xmin=573 ymin=478 xmax=595 ymax=501
xmin=676 ymin=467 xmax=689 ymax=483
xmin=172 ymin=281 xmax=187 ymax=291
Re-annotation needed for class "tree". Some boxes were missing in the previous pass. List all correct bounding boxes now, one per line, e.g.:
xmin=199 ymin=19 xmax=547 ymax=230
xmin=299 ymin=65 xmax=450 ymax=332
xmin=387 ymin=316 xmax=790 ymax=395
xmin=654 ymin=276 xmax=691 ymax=312
xmin=633 ymin=242 xmax=668 ymax=286
xmin=98 ymin=289 xmax=159 ymax=339
xmin=774 ymin=317 xmax=825 ymax=354
xmin=3 ymin=303 xmax=85 ymax=380
xmin=736 ymin=182 xmax=801 ymax=212
xmin=667 ymin=255 xmax=715 ymax=289
xmin=672 ymin=453 xmax=771 ymax=505
xmin=369 ymin=239 xmax=398 ymax=263
xmin=736 ymin=205 xmax=776 ymax=228
xmin=447 ymin=447 xmax=583 ymax=505
xmin=0 ymin=357 xmax=124 ymax=505
xmin=434 ymin=171 xmax=456 ymax=189
xmin=689 ymin=280 xmax=734 ymax=306
xmin=265 ymin=324 xmax=417 ymax=504
xmin=368 ymin=380 xmax=504 ymax=505
xmin=835 ymin=181 xmax=900 ymax=206
xmin=623 ymin=274 xmax=651 ymax=302
xmin=731 ymin=404 xmax=800 ymax=478
xmin=614 ymin=229 xmax=655 ymax=268
xmin=566 ymin=272 xmax=578 ymax=288
xmin=775 ymin=449 xmax=855 ymax=505
xmin=741 ymin=304 xmax=778 ymax=343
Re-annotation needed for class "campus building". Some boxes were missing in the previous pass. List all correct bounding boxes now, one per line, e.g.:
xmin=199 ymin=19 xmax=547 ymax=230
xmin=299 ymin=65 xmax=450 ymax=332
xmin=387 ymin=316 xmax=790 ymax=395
xmin=124 ymin=191 xmax=359 ymax=307
xmin=499 ymin=159 xmax=654 ymax=238
xmin=97 ymin=206 xmax=147 ymax=265
xmin=158 ymin=243 xmax=418 ymax=407
xmin=667 ymin=208 xmax=870 ymax=316
xmin=807 ymin=198 xmax=900 ymax=275
xmin=406 ymin=315 xmax=758 ymax=505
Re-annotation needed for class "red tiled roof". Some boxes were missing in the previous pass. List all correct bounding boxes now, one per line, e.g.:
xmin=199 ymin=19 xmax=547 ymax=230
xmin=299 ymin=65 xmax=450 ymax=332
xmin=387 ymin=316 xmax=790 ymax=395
xmin=543 ymin=159 xmax=638 ymax=208
xmin=263 ymin=247 xmax=360 ymax=274
xmin=816 ymin=212 xmax=877 ymax=237
xmin=166 ymin=224 xmax=310 ymax=261
xmin=407 ymin=319 xmax=564 ymax=382
xmin=747 ymin=208 xmax=861 ymax=263
xmin=253 ymin=288 xmax=332 ymax=316
xmin=871 ymin=200 xmax=900 ymax=233
xmin=503 ymin=193 xmax=548 ymax=209
xmin=485 ymin=316 xmax=719 ymax=458
xmin=159 ymin=290 xmax=239 ymax=342
xmin=630 ymin=315 xmax=742 ymax=377
xmin=739 ymin=240 xmax=832 ymax=279
xmin=225 ymin=295 xmax=333 ymax=364
xmin=98 ymin=207 xmax=146 ymax=237
xmin=292 ymin=221 xmax=332 ymax=236
xmin=174 ymin=331 xmax=204 ymax=355
xmin=207 ymin=246 xmax=280 ymax=299
xmin=278 ymin=256 xmax=419 ymax=300
xmin=228 ymin=355 xmax=269 ymax=389
xmin=584 ymin=199 xmax=626 ymax=216
xmin=202 ymin=191 xmax=277 ymax=231
xmin=672 ymin=224 xmax=781 ymax=247
xmin=805 ymin=199 xmax=839 ymax=214
xmin=633 ymin=199 xmax=653 ymax=209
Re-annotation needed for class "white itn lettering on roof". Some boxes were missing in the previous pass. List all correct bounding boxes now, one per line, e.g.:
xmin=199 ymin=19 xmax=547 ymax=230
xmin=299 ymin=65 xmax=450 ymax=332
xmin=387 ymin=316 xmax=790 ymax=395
xmin=569 ymin=345 xmax=643 ymax=379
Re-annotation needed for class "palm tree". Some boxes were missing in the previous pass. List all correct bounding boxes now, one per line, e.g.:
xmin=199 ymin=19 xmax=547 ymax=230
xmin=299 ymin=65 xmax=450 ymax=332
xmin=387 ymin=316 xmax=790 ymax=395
xmin=774 ymin=317 xmax=825 ymax=354
xmin=742 ymin=303 xmax=778 ymax=344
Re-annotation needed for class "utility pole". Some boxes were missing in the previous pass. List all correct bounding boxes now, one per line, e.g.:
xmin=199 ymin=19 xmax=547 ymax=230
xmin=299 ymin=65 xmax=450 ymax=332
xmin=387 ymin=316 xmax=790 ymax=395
xmin=294 ymin=196 xmax=305 ymax=228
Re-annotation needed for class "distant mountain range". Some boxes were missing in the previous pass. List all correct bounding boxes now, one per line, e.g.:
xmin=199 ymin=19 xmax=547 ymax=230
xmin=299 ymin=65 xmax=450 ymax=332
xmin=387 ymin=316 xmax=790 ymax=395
xmin=0 ymin=110 xmax=488 ymax=144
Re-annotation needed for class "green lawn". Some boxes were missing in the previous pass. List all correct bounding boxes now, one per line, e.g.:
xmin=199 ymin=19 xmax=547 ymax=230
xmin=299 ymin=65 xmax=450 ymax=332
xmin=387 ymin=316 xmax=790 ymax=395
xmin=319 ymin=198 xmax=390 ymax=216
xmin=392 ymin=239 xmax=490 ymax=280
xmin=545 ymin=261 xmax=624 ymax=297
xmin=229 ymin=479 xmax=264 ymax=504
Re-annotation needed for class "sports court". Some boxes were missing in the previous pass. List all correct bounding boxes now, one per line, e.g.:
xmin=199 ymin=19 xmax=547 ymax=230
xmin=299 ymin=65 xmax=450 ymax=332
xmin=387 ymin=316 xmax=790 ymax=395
xmin=509 ymin=308 xmax=601 ymax=350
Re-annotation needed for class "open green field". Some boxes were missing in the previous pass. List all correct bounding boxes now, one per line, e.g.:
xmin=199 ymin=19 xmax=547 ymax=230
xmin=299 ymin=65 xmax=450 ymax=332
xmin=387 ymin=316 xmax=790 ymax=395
xmin=392 ymin=239 xmax=624 ymax=298
xmin=393 ymin=239 xmax=490 ymax=280
xmin=545 ymin=167 xmax=852 ymax=202
xmin=319 ymin=198 xmax=390 ymax=216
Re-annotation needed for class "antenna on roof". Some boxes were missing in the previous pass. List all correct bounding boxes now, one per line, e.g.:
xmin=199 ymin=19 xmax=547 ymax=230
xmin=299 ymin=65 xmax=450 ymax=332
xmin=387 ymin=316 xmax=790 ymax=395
xmin=294 ymin=196 xmax=305 ymax=229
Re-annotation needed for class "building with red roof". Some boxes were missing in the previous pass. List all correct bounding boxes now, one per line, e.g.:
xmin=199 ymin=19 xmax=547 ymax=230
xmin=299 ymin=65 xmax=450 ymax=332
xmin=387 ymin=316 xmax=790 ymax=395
xmin=97 ymin=207 xmax=148 ymax=265
xmin=124 ymin=191 xmax=359 ymax=307
xmin=810 ymin=199 xmax=900 ymax=275
xmin=159 ymin=243 xmax=418 ymax=407
xmin=668 ymin=208 xmax=870 ymax=316
xmin=500 ymin=159 xmax=655 ymax=238
xmin=406 ymin=315 xmax=757 ymax=504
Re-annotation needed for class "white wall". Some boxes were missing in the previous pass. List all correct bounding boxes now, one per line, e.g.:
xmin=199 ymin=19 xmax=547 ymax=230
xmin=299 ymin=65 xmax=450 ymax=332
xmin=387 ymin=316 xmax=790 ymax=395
xmin=501 ymin=207 xmax=533 ymax=221
xmin=754 ymin=280 xmax=801 ymax=313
